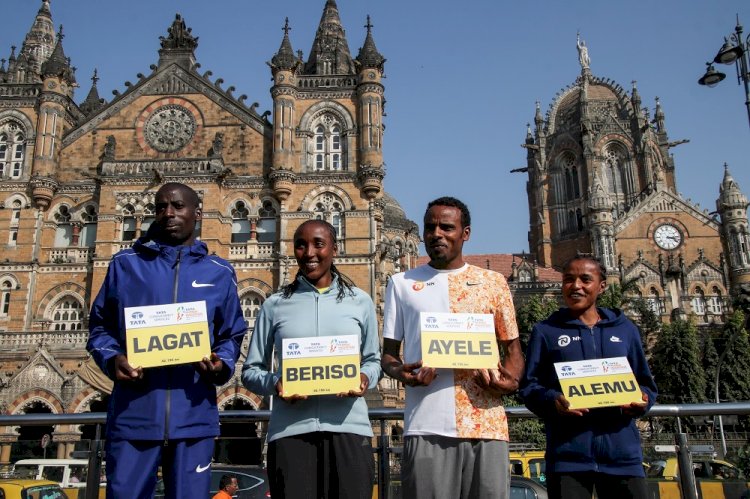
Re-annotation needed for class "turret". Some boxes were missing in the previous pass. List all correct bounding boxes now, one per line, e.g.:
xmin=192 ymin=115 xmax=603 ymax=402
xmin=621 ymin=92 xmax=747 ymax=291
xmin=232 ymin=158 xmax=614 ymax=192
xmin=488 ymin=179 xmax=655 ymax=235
xmin=269 ymin=18 xmax=299 ymax=200
xmin=588 ymin=172 xmax=616 ymax=274
xmin=717 ymin=163 xmax=750 ymax=289
xmin=79 ymin=69 xmax=106 ymax=116
xmin=355 ymin=16 xmax=386 ymax=200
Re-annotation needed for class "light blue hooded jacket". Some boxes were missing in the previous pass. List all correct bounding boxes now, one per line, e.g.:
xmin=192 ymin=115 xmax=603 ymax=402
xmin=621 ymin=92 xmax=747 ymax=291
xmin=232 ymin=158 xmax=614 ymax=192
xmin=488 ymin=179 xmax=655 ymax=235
xmin=242 ymin=275 xmax=381 ymax=441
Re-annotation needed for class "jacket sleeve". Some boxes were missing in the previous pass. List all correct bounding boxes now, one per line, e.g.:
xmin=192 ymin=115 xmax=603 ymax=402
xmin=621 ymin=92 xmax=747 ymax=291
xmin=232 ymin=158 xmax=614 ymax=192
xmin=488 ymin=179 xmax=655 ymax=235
xmin=520 ymin=323 xmax=562 ymax=419
xmin=241 ymin=298 xmax=278 ymax=396
xmin=359 ymin=292 xmax=382 ymax=388
xmin=86 ymin=261 xmax=125 ymax=380
xmin=210 ymin=269 xmax=247 ymax=385
xmin=627 ymin=321 xmax=658 ymax=411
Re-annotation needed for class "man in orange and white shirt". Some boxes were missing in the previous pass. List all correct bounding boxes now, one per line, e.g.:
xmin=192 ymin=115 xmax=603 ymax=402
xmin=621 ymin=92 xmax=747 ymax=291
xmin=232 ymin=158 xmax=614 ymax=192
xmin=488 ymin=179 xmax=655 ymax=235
xmin=382 ymin=196 xmax=524 ymax=499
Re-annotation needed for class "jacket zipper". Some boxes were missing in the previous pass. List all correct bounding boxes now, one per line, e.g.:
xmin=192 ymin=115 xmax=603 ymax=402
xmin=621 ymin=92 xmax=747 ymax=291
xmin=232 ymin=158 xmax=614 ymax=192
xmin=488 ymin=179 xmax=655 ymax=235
xmin=164 ymin=247 xmax=182 ymax=445
xmin=314 ymin=291 xmax=320 ymax=429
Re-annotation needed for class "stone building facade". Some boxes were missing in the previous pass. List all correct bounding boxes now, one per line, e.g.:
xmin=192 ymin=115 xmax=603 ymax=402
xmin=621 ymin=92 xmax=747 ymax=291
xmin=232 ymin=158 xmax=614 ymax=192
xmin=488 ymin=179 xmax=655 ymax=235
xmin=521 ymin=37 xmax=750 ymax=325
xmin=0 ymin=0 xmax=420 ymax=463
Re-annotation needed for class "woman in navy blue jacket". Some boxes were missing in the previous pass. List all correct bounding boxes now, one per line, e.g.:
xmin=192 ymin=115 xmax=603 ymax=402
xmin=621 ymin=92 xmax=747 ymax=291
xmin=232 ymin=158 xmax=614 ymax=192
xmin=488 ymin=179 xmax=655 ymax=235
xmin=520 ymin=255 xmax=657 ymax=499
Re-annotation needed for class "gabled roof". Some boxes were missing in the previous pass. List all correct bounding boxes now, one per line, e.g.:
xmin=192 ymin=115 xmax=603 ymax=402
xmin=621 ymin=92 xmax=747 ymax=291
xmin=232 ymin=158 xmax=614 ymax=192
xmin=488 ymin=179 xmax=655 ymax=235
xmin=614 ymin=188 xmax=719 ymax=233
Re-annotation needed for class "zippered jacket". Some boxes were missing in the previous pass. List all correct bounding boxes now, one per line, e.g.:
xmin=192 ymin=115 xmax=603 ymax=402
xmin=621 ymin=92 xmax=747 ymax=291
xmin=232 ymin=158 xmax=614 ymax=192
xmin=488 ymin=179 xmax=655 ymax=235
xmin=241 ymin=275 xmax=381 ymax=442
xmin=520 ymin=307 xmax=657 ymax=476
xmin=87 ymin=237 xmax=246 ymax=440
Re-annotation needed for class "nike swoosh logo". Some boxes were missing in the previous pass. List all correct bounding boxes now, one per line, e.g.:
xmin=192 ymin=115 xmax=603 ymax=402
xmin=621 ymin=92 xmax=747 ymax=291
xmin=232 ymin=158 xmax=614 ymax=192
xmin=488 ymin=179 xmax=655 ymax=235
xmin=466 ymin=282 xmax=481 ymax=286
xmin=195 ymin=463 xmax=210 ymax=473
xmin=192 ymin=280 xmax=214 ymax=288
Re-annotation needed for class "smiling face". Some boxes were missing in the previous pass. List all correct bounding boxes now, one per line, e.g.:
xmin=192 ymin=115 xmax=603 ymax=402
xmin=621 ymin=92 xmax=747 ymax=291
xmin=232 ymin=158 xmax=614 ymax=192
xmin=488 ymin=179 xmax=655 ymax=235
xmin=293 ymin=220 xmax=337 ymax=289
xmin=562 ymin=258 xmax=606 ymax=317
xmin=153 ymin=184 xmax=202 ymax=246
xmin=423 ymin=205 xmax=470 ymax=270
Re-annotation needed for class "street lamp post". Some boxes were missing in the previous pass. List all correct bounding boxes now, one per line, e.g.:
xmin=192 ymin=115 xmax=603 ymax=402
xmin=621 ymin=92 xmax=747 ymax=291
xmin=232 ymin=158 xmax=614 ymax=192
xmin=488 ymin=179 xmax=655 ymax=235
xmin=698 ymin=15 xmax=750 ymax=129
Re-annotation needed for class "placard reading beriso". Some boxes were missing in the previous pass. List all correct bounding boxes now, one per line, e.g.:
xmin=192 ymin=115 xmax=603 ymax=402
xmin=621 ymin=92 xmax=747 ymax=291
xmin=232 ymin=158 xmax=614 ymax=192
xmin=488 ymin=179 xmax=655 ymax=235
xmin=282 ymin=335 xmax=360 ymax=396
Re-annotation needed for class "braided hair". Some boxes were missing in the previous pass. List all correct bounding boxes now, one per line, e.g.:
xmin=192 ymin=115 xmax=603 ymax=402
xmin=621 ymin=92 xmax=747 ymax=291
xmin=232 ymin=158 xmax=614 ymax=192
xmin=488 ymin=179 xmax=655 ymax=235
xmin=281 ymin=219 xmax=356 ymax=302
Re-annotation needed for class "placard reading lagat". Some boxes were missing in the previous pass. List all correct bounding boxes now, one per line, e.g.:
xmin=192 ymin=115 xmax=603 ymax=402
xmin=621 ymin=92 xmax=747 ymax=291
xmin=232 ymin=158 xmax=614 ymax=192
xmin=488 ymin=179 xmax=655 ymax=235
xmin=420 ymin=312 xmax=499 ymax=369
xmin=124 ymin=301 xmax=210 ymax=368
xmin=554 ymin=356 xmax=643 ymax=409
xmin=282 ymin=335 xmax=360 ymax=396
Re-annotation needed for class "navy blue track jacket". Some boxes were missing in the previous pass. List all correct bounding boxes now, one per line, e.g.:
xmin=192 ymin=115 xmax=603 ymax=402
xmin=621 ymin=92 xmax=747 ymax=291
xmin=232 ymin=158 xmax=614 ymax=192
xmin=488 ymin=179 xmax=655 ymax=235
xmin=87 ymin=237 xmax=246 ymax=441
xmin=520 ymin=307 xmax=657 ymax=477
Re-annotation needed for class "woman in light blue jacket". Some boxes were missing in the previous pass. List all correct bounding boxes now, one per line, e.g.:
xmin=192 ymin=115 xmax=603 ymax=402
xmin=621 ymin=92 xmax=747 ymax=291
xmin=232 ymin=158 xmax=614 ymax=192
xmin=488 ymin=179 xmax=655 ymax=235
xmin=242 ymin=219 xmax=381 ymax=499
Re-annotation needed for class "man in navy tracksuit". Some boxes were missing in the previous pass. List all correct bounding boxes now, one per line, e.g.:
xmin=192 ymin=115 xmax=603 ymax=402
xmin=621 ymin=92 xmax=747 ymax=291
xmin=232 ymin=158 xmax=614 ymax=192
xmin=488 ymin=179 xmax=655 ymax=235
xmin=521 ymin=255 xmax=657 ymax=499
xmin=87 ymin=183 xmax=246 ymax=499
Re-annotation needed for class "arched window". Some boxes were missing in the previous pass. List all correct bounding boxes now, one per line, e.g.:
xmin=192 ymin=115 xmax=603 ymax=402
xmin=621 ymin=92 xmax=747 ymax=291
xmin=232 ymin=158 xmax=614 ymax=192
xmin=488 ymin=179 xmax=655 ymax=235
xmin=8 ymin=199 xmax=21 ymax=245
xmin=313 ymin=193 xmax=345 ymax=242
xmin=311 ymin=114 xmax=345 ymax=171
xmin=708 ymin=286 xmax=724 ymax=315
xmin=257 ymin=200 xmax=277 ymax=244
xmin=647 ymin=287 xmax=663 ymax=315
xmin=0 ymin=280 xmax=12 ymax=316
xmin=231 ymin=201 xmax=250 ymax=244
xmin=518 ymin=269 xmax=532 ymax=282
xmin=142 ymin=203 xmax=155 ymax=235
xmin=241 ymin=292 xmax=264 ymax=329
xmin=691 ymin=287 xmax=706 ymax=315
xmin=53 ymin=205 xmax=72 ymax=247
xmin=80 ymin=205 xmax=97 ymax=247
xmin=121 ymin=204 xmax=136 ymax=241
xmin=51 ymin=296 xmax=84 ymax=330
xmin=0 ymin=122 xmax=26 ymax=179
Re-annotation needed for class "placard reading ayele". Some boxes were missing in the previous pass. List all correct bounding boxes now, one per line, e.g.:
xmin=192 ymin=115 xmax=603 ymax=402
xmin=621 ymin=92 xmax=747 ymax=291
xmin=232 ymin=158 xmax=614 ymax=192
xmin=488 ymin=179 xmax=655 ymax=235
xmin=282 ymin=335 xmax=360 ymax=396
xmin=554 ymin=356 xmax=643 ymax=410
xmin=125 ymin=301 xmax=210 ymax=368
xmin=420 ymin=312 xmax=500 ymax=369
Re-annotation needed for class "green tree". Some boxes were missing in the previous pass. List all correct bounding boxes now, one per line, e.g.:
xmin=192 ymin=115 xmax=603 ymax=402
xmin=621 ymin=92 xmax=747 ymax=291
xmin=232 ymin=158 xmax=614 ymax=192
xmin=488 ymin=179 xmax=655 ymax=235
xmin=508 ymin=295 xmax=559 ymax=449
xmin=701 ymin=328 xmax=720 ymax=402
xmin=715 ymin=310 xmax=750 ymax=402
xmin=597 ymin=277 xmax=639 ymax=310
xmin=515 ymin=295 xmax=559 ymax=352
xmin=650 ymin=318 xmax=707 ymax=404
xmin=628 ymin=298 xmax=661 ymax=354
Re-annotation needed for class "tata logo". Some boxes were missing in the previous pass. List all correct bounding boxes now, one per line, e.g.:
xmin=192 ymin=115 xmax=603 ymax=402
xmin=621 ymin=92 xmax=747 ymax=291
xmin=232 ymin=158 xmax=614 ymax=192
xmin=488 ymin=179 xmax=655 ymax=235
xmin=129 ymin=320 xmax=147 ymax=326
xmin=426 ymin=317 xmax=437 ymax=324
xmin=130 ymin=311 xmax=144 ymax=320
xmin=287 ymin=343 xmax=301 ymax=356
xmin=560 ymin=365 xmax=576 ymax=377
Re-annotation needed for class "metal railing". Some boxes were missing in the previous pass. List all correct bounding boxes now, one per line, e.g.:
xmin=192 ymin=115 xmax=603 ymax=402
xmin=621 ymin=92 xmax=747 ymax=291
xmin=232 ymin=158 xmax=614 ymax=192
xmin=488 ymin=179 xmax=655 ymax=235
xmin=3 ymin=403 xmax=750 ymax=499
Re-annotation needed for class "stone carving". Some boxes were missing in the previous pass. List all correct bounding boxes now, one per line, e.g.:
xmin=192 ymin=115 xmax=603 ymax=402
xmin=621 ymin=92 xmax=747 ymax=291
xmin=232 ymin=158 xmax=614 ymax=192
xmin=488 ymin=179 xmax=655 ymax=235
xmin=210 ymin=132 xmax=224 ymax=158
xmin=144 ymin=104 xmax=196 ymax=152
xmin=101 ymin=135 xmax=116 ymax=161
xmin=577 ymin=33 xmax=590 ymax=70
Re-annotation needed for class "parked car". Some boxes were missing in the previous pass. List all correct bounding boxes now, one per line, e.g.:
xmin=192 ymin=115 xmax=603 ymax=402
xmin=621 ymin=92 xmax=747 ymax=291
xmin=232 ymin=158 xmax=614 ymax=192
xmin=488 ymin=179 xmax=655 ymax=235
xmin=0 ymin=478 xmax=69 ymax=499
xmin=510 ymin=450 xmax=546 ymax=484
xmin=10 ymin=459 xmax=105 ymax=499
xmin=510 ymin=475 xmax=548 ymax=499
xmin=154 ymin=465 xmax=270 ymax=498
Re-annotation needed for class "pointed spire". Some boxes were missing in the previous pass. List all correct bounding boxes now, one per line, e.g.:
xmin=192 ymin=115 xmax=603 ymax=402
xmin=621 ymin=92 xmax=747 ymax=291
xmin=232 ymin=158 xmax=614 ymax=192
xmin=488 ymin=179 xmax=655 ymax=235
xmin=158 ymin=14 xmax=198 ymax=69
xmin=718 ymin=162 xmax=749 ymax=211
xmin=654 ymin=96 xmax=666 ymax=132
xmin=631 ymin=80 xmax=641 ymax=110
xmin=304 ymin=0 xmax=356 ymax=75
xmin=356 ymin=15 xmax=385 ymax=70
xmin=41 ymin=25 xmax=75 ymax=83
xmin=38 ymin=0 xmax=52 ymax=17
xmin=17 ymin=0 xmax=56 ymax=77
xmin=79 ymin=69 xmax=105 ymax=116
xmin=9 ymin=46 xmax=16 ymax=62
xmin=270 ymin=17 xmax=298 ymax=71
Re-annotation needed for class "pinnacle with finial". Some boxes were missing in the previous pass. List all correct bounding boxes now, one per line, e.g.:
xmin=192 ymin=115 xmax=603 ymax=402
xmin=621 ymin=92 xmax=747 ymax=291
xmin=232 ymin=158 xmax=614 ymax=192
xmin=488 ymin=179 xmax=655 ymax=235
xmin=283 ymin=17 xmax=290 ymax=36
xmin=91 ymin=68 xmax=99 ymax=86
xmin=365 ymin=15 xmax=373 ymax=33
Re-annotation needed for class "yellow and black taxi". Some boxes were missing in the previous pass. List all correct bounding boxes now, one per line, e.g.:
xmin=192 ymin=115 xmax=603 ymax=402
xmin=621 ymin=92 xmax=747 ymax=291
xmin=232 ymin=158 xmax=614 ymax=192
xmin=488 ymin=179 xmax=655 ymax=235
xmin=0 ymin=478 xmax=69 ymax=499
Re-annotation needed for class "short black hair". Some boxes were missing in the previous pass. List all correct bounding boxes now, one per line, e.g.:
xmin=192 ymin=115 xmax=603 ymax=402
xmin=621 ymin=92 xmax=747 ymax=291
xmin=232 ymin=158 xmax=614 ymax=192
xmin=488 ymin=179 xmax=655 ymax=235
xmin=425 ymin=196 xmax=471 ymax=228
xmin=219 ymin=474 xmax=235 ymax=490
xmin=562 ymin=253 xmax=607 ymax=281
xmin=156 ymin=182 xmax=201 ymax=208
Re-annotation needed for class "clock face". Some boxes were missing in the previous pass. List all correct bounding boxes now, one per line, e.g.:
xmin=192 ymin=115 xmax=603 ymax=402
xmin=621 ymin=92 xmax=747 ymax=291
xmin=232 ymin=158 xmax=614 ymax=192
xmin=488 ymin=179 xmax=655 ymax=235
xmin=654 ymin=224 xmax=682 ymax=250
